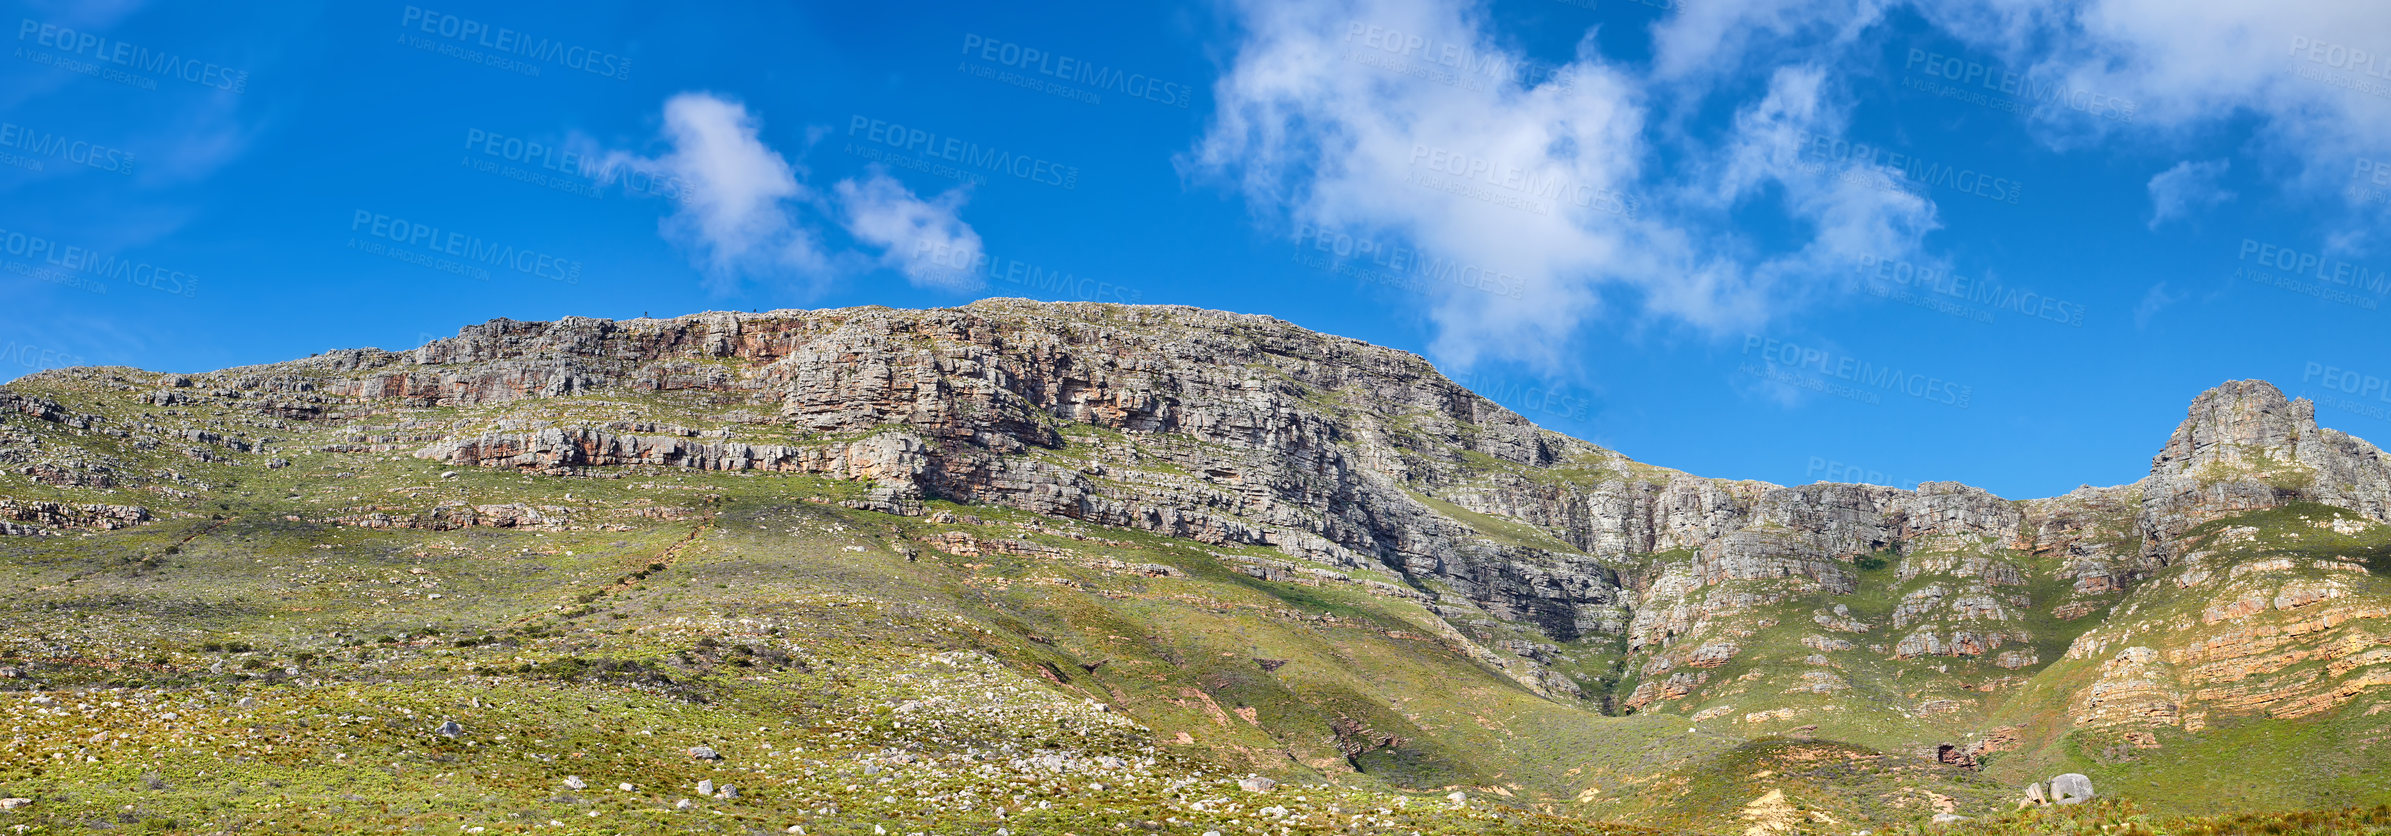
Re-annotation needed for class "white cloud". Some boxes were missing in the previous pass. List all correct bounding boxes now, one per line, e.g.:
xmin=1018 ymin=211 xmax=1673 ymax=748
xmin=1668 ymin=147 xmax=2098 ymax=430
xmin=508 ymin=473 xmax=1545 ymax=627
xmin=1661 ymin=0 xmax=2391 ymax=196
xmin=1189 ymin=0 xmax=2388 ymax=372
xmin=597 ymin=92 xmax=984 ymax=293
xmin=835 ymin=171 xmax=984 ymax=291
xmin=2145 ymin=159 xmax=2234 ymax=229
xmin=649 ymin=93 xmax=830 ymax=283
xmin=1650 ymin=0 xmax=1889 ymax=83
xmin=1952 ymin=0 xmax=2386 ymax=139
xmin=1185 ymin=0 xmax=1940 ymax=371
xmin=1705 ymin=66 xmax=1940 ymax=298
xmin=1185 ymin=0 xmax=1640 ymax=369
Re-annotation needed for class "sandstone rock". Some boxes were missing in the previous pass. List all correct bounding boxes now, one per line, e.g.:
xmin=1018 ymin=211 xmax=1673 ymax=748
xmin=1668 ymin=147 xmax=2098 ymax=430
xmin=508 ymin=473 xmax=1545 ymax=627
xmin=2073 ymin=645 xmax=2187 ymax=728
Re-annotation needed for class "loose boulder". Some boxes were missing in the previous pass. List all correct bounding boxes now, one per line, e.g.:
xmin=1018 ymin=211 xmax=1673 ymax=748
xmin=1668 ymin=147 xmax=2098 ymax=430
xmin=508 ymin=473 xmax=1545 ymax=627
xmin=2049 ymin=773 xmax=2095 ymax=805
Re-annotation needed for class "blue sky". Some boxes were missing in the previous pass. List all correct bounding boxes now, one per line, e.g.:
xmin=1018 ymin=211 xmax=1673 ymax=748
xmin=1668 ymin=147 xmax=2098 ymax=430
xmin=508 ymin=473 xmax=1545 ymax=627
xmin=4 ymin=0 xmax=2390 ymax=500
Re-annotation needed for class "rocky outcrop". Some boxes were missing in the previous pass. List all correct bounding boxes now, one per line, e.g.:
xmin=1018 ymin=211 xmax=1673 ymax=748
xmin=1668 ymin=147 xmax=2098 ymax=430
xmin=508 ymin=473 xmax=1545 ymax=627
xmin=330 ymin=501 xmax=572 ymax=531
xmin=11 ymin=302 xmax=2391 ymax=735
xmin=0 ymin=499 xmax=152 ymax=535
xmin=0 ymin=392 xmax=92 ymax=428
xmin=420 ymin=425 xmax=931 ymax=482
xmin=287 ymin=304 xmax=1633 ymax=645
xmin=2139 ymin=381 xmax=2391 ymax=562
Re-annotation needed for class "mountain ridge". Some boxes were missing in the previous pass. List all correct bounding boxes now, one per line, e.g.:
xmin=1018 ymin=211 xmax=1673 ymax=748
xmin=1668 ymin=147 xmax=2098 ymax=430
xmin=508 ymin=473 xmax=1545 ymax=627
xmin=4 ymin=299 xmax=2390 ymax=831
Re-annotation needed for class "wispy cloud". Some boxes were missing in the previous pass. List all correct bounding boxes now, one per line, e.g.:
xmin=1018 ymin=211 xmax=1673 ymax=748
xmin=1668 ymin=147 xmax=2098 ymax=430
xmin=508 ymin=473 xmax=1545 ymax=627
xmin=2146 ymin=159 xmax=2234 ymax=229
xmin=1661 ymin=0 xmax=2391 ymax=190
xmin=595 ymin=92 xmax=986 ymax=294
xmin=835 ymin=171 xmax=984 ymax=290
xmin=2133 ymin=281 xmax=2183 ymax=329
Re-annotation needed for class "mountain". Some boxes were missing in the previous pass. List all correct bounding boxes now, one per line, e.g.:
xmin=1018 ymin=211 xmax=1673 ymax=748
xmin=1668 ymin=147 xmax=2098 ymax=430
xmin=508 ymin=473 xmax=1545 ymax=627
xmin=3 ymin=299 xmax=2388 ymax=833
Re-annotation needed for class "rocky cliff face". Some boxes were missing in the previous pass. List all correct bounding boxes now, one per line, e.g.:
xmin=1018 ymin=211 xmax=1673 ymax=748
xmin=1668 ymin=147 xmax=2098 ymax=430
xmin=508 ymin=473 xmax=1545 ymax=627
xmin=8 ymin=302 xmax=2390 ymax=752
xmin=2140 ymin=380 xmax=2391 ymax=561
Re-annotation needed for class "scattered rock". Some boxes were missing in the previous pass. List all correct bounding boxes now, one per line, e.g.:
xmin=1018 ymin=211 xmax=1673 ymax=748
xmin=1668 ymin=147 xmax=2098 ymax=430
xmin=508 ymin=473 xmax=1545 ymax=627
xmin=1447 ymin=791 xmax=1468 ymax=805
xmin=1932 ymin=813 xmax=1971 ymax=825
xmin=1237 ymin=776 xmax=1277 ymax=793
xmin=0 ymin=798 xmax=30 ymax=811
xmin=564 ymin=776 xmax=587 ymax=791
xmin=689 ymin=745 xmax=722 ymax=761
xmin=2049 ymin=773 xmax=2095 ymax=804
xmin=434 ymin=720 xmax=463 ymax=737
xmin=697 ymin=779 xmax=714 ymax=797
